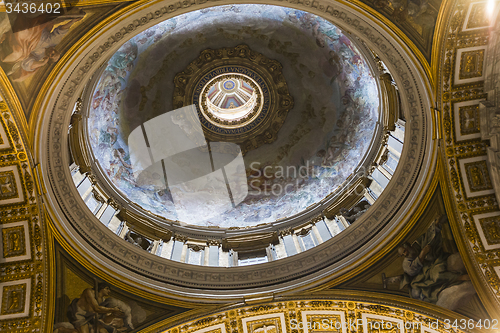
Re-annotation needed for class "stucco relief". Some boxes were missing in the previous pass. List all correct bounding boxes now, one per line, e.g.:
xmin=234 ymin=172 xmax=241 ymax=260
xmin=38 ymin=0 xmax=432 ymax=297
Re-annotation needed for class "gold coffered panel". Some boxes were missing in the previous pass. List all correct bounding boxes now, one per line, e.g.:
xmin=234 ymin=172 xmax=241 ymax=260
xmin=0 ymin=83 xmax=47 ymax=331
xmin=463 ymin=159 xmax=493 ymax=194
xmin=0 ymin=165 xmax=24 ymax=205
xmin=462 ymin=1 xmax=494 ymax=31
xmin=2 ymin=225 xmax=27 ymax=259
xmin=1 ymin=221 xmax=31 ymax=263
xmin=455 ymin=100 xmax=481 ymax=141
xmin=300 ymin=311 xmax=346 ymax=333
xmin=474 ymin=212 xmax=500 ymax=249
xmin=242 ymin=314 xmax=286 ymax=333
xmin=0 ymin=279 xmax=31 ymax=320
xmin=439 ymin=0 xmax=500 ymax=314
xmin=453 ymin=45 xmax=488 ymax=87
xmin=160 ymin=297 xmax=471 ymax=333
xmin=458 ymin=49 xmax=485 ymax=81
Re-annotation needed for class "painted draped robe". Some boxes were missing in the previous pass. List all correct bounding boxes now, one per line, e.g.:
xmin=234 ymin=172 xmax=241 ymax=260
xmin=400 ymin=222 xmax=461 ymax=303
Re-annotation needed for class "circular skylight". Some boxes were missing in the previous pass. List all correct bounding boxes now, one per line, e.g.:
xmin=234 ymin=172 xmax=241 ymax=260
xmin=201 ymin=73 xmax=262 ymax=126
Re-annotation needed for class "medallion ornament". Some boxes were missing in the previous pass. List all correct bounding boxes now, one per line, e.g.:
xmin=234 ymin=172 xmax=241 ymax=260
xmin=173 ymin=45 xmax=293 ymax=154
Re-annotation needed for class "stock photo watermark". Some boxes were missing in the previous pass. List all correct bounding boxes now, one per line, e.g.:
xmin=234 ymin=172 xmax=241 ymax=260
xmin=247 ymin=161 xmax=370 ymax=197
xmin=290 ymin=319 xmax=435 ymax=331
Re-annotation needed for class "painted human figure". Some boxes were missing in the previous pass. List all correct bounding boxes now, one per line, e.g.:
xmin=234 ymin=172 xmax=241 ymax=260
xmin=319 ymin=135 xmax=347 ymax=167
xmin=397 ymin=216 xmax=470 ymax=303
xmin=0 ymin=11 xmax=86 ymax=81
xmin=66 ymin=283 xmax=123 ymax=333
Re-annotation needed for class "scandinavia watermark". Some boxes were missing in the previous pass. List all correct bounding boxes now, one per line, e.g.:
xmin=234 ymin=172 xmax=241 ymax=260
xmin=290 ymin=319 xmax=434 ymax=331
xmin=248 ymin=161 xmax=370 ymax=197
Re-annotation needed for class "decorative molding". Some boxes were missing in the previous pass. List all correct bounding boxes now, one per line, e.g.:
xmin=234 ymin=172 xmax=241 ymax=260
xmin=221 ymin=232 xmax=279 ymax=252
xmin=69 ymin=98 xmax=92 ymax=174
xmin=379 ymin=72 xmax=399 ymax=132
xmin=207 ymin=240 xmax=221 ymax=246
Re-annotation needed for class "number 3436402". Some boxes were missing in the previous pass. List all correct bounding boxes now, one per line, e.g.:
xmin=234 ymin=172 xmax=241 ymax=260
xmin=6 ymin=2 xmax=62 ymax=14
xmin=444 ymin=319 xmax=498 ymax=330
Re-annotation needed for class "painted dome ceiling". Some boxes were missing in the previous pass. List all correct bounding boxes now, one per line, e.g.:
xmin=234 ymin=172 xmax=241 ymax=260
xmin=88 ymin=4 xmax=379 ymax=228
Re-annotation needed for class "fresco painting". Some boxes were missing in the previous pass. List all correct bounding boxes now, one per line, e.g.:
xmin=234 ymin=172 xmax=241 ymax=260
xmin=87 ymin=4 xmax=380 ymax=228
xmin=0 ymin=4 xmax=123 ymax=118
xmin=387 ymin=215 xmax=476 ymax=311
xmin=0 ymin=10 xmax=86 ymax=82
xmin=53 ymin=246 xmax=188 ymax=333
xmin=336 ymin=191 xmax=480 ymax=314
xmin=361 ymin=0 xmax=443 ymax=61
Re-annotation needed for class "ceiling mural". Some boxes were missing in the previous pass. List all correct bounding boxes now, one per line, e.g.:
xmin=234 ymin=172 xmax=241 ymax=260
xmin=0 ymin=3 xmax=127 ymax=119
xmin=88 ymin=4 xmax=379 ymax=228
xmin=0 ymin=0 xmax=444 ymax=124
xmin=356 ymin=0 xmax=443 ymax=62
xmin=52 ymin=243 xmax=191 ymax=333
